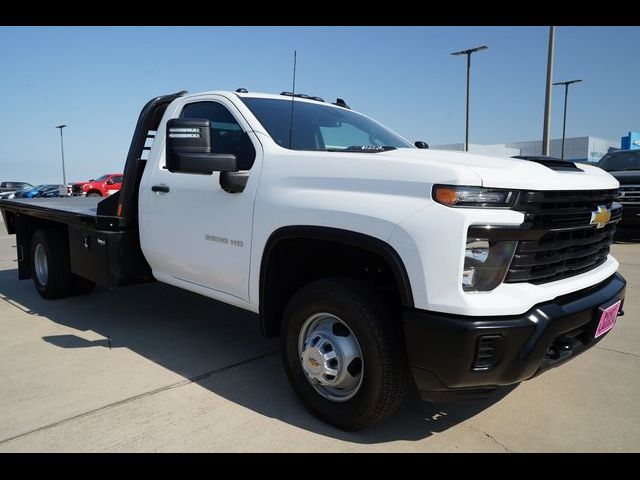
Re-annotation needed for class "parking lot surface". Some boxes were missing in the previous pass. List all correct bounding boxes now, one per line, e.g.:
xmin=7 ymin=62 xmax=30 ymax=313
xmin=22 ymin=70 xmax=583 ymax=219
xmin=0 ymin=218 xmax=638 ymax=452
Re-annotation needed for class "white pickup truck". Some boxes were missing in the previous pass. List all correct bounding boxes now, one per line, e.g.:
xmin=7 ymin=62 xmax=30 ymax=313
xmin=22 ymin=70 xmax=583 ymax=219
xmin=0 ymin=89 xmax=627 ymax=430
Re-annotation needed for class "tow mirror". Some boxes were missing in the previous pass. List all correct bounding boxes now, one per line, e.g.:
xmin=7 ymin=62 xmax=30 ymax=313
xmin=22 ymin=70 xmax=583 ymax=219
xmin=166 ymin=118 xmax=238 ymax=174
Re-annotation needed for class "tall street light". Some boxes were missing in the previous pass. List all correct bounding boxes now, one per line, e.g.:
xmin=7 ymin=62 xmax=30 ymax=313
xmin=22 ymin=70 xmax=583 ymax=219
xmin=553 ymin=79 xmax=582 ymax=160
xmin=451 ymin=45 xmax=488 ymax=152
xmin=55 ymin=124 xmax=67 ymax=187
xmin=541 ymin=26 xmax=555 ymax=156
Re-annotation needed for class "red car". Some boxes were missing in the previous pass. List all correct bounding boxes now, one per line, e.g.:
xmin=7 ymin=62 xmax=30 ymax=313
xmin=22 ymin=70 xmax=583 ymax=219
xmin=69 ymin=173 xmax=124 ymax=197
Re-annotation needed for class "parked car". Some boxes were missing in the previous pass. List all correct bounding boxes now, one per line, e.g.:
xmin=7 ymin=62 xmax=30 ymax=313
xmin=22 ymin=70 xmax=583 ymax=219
xmin=14 ymin=184 xmax=65 ymax=199
xmin=70 ymin=174 xmax=124 ymax=197
xmin=69 ymin=180 xmax=90 ymax=196
xmin=40 ymin=185 xmax=66 ymax=198
xmin=0 ymin=181 xmax=32 ymax=198
xmin=597 ymin=150 xmax=640 ymax=229
xmin=2 ymin=185 xmax=36 ymax=200
xmin=0 ymin=190 xmax=20 ymax=200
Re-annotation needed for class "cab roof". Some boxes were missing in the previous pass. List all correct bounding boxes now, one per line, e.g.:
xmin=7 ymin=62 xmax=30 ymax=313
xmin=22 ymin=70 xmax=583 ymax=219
xmin=183 ymin=90 xmax=349 ymax=110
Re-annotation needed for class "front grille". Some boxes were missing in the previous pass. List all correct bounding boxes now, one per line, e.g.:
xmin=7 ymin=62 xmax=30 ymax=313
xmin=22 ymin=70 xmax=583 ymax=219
xmin=72 ymin=185 xmax=83 ymax=194
xmin=505 ymin=189 xmax=621 ymax=285
xmin=619 ymin=185 xmax=640 ymax=205
xmin=515 ymin=189 xmax=620 ymax=229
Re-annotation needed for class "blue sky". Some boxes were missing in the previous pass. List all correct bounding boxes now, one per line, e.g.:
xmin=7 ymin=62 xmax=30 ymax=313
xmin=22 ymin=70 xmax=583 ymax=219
xmin=0 ymin=26 xmax=638 ymax=185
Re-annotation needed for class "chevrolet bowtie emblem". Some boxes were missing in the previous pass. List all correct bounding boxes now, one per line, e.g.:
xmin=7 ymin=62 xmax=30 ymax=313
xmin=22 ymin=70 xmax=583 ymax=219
xmin=590 ymin=205 xmax=611 ymax=229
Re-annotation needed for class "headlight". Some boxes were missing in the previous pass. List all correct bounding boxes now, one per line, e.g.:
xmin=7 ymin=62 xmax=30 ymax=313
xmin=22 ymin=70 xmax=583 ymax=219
xmin=433 ymin=185 xmax=517 ymax=208
xmin=463 ymin=237 xmax=517 ymax=292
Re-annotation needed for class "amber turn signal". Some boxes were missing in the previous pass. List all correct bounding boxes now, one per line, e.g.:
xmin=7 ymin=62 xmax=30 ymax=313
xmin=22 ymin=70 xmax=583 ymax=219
xmin=433 ymin=186 xmax=459 ymax=206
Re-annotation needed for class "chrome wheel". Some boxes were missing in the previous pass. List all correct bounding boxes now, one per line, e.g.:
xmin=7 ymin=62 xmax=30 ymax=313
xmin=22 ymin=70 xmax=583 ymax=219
xmin=298 ymin=312 xmax=364 ymax=402
xmin=34 ymin=243 xmax=48 ymax=286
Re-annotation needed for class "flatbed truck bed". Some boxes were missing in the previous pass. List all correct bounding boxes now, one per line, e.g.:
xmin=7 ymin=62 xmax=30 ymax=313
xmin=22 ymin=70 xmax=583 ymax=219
xmin=0 ymin=197 xmax=101 ymax=225
xmin=0 ymin=194 xmax=151 ymax=290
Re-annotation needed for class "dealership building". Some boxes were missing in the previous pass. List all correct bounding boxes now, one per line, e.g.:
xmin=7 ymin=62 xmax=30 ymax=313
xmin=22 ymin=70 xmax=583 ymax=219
xmin=433 ymin=132 xmax=639 ymax=163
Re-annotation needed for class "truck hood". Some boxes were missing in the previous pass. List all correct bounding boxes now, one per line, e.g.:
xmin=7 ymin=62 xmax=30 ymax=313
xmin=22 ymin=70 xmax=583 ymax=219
xmin=379 ymin=148 xmax=619 ymax=191
xmin=607 ymin=170 xmax=640 ymax=185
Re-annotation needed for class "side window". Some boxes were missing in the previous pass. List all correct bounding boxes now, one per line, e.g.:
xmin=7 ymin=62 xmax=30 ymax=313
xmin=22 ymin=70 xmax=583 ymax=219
xmin=112 ymin=176 xmax=123 ymax=184
xmin=180 ymin=101 xmax=256 ymax=170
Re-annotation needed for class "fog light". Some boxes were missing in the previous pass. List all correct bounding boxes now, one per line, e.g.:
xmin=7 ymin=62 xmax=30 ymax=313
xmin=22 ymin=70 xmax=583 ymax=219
xmin=473 ymin=335 xmax=503 ymax=370
xmin=463 ymin=237 xmax=517 ymax=292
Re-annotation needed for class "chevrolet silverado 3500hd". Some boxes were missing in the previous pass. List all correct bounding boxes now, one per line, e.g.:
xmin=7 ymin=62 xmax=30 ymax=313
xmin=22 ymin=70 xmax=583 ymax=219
xmin=0 ymin=90 xmax=627 ymax=431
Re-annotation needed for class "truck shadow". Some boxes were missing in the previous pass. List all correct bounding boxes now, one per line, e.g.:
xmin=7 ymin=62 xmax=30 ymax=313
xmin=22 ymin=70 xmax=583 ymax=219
xmin=0 ymin=268 xmax=515 ymax=444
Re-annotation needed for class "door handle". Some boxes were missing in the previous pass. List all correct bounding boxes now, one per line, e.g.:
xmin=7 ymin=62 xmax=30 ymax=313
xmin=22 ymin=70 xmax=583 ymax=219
xmin=151 ymin=185 xmax=170 ymax=193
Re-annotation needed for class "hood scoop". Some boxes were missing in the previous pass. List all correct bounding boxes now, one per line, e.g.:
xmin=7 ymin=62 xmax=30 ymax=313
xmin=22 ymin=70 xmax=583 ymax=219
xmin=511 ymin=155 xmax=583 ymax=172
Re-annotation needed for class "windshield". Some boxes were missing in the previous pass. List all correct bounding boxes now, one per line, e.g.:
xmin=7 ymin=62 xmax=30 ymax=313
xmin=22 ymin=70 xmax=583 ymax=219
xmin=95 ymin=174 xmax=110 ymax=182
xmin=240 ymin=97 xmax=413 ymax=152
xmin=597 ymin=151 xmax=640 ymax=171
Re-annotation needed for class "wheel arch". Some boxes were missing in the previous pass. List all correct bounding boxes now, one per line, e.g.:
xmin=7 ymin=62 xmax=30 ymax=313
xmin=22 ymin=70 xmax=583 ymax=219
xmin=259 ymin=226 xmax=414 ymax=337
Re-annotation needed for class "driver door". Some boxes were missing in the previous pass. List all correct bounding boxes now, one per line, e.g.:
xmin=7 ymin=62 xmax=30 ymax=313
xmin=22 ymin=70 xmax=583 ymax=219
xmin=142 ymin=96 xmax=262 ymax=303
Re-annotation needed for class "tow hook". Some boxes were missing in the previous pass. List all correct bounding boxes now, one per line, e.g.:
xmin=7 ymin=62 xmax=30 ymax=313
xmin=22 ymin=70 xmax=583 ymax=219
xmin=547 ymin=338 xmax=577 ymax=361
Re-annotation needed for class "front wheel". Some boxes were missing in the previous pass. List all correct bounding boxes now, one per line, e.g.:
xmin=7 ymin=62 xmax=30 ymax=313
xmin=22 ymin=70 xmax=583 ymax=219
xmin=281 ymin=278 xmax=411 ymax=431
xmin=86 ymin=192 xmax=101 ymax=197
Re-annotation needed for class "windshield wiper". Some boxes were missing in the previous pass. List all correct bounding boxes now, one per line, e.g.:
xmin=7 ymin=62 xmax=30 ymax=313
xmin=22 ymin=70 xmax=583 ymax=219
xmin=325 ymin=145 xmax=397 ymax=153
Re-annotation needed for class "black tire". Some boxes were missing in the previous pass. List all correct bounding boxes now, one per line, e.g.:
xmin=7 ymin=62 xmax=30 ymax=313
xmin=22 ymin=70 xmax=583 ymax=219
xmin=281 ymin=277 xmax=411 ymax=431
xmin=86 ymin=192 xmax=101 ymax=197
xmin=30 ymin=228 xmax=73 ymax=299
xmin=72 ymin=275 xmax=96 ymax=295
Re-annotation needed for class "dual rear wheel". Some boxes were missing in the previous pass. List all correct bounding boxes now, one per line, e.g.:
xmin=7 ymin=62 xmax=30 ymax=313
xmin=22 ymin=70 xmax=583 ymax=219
xmin=30 ymin=228 xmax=95 ymax=299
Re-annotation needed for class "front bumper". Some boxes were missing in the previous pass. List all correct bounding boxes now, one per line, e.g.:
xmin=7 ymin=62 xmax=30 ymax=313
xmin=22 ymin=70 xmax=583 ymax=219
xmin=403 ymin=272 xmax=626 ymax=402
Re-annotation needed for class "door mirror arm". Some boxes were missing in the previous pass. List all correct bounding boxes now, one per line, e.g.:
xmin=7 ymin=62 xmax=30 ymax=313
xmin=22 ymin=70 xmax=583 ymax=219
xmin=220 ymin=172 xmax=249 ymax=194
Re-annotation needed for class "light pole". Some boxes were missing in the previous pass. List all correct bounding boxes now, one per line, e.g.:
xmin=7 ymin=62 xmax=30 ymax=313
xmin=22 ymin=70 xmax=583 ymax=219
xmin=542 ymin=26 xmax=555 ymax=156
xmin=553 ymin=79 xmax=582 ymax=159
xmin=55 ymin=124 xmax=67 ymax=187
xmin=451 ymin=45 xmax=488 ymax=152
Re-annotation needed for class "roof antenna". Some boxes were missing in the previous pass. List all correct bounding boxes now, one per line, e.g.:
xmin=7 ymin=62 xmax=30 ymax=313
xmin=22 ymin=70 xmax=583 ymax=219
xmin=288 ymin=50 xmax=297 ymax=149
